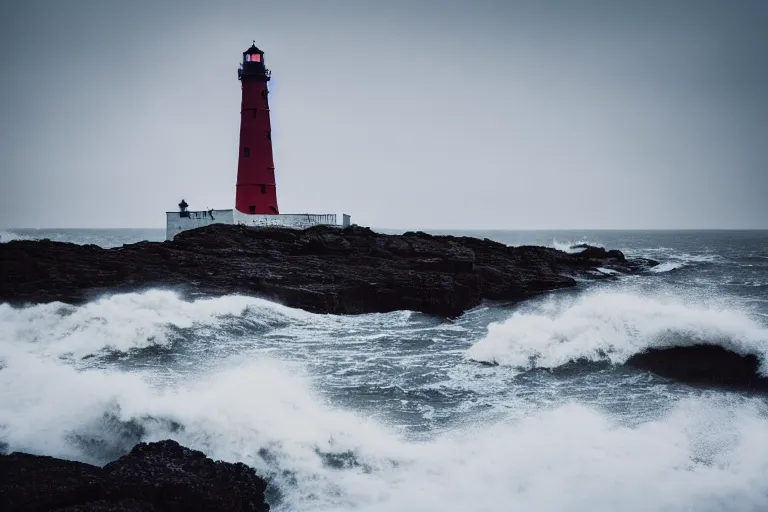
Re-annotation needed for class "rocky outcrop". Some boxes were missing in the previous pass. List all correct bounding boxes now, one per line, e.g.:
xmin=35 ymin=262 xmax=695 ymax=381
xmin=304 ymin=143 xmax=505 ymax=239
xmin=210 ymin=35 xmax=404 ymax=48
xmin=0 ymin=440 xmax=269 ymax=512
xmin=0 ymin=225 xmax=656 ymax=316
xmin=626 ymin=344 xmax=768 ymax=390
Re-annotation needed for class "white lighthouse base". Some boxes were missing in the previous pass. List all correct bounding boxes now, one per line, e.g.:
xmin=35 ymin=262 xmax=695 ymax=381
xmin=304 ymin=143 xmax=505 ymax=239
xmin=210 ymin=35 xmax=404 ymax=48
xmin=166 ymin=209 xmax=351 ymax=241
xmin=166 ymin=209 xmax=234 ymax=241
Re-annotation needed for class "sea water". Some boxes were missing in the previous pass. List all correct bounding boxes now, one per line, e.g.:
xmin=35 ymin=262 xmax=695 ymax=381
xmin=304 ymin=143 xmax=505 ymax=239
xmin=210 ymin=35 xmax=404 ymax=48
xmin=2 ymin=228 xmax=768 ymax=511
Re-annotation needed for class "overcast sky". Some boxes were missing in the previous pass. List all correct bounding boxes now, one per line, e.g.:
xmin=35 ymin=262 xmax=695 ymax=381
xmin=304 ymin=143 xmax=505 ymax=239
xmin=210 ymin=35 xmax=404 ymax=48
xmin=1 ymin=0 xmax=766 ymax=229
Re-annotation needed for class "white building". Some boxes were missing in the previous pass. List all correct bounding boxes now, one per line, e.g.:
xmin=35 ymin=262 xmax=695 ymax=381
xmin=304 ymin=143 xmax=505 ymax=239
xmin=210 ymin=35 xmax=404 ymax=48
xmin=166 ymin=205 xmax=351 ymax=241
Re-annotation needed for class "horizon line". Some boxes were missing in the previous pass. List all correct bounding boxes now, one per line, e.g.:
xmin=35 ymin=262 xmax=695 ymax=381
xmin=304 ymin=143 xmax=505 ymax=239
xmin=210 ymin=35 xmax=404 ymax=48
xmin=4 ymin=226 xmax=768 ymax=232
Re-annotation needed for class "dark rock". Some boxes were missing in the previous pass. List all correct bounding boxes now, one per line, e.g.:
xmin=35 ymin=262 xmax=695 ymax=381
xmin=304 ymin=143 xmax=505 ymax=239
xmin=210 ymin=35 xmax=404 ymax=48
xmin=0 ymin=440 xmax=269 ymax=512
xmin=0 ymin=225 xmax=657 ymax=317
xmin=0 ymin=453 xmax=106 ymax=511
xmin=58 ymin=499 xmax=158 ymax=511
xmin=103 ymin=440 xmax=268 ymax=511
xmin=626 ymin=344 xmax=768 ymax=390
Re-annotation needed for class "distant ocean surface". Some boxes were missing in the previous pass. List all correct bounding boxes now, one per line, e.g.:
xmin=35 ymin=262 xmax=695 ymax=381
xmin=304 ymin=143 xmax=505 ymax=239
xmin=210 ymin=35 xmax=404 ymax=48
xmin=2 ymin=228 xmax=768 ymax=511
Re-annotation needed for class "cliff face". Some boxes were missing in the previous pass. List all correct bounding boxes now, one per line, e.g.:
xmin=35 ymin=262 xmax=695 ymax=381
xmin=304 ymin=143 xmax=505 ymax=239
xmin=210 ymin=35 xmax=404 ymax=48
xmin=0 ymin=225 xmax=656 ymax=316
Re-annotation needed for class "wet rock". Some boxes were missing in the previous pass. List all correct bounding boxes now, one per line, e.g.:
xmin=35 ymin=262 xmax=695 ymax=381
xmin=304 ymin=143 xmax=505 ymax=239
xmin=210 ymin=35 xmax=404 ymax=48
xmin=0 ymin=224 xmax=657 ymax=316
xmin=0 ymin=440 xmax=269 ymax=512
xmin=626 ymin=344 xmax=768 ymax=390
xmin=0 ymin=453 xmax=105 ymax=511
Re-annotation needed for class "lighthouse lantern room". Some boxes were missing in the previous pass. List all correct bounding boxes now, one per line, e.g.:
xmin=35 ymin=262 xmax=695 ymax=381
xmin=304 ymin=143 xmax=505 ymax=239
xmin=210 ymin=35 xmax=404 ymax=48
xmin=165 ymin=42 xmax=350 ymax=241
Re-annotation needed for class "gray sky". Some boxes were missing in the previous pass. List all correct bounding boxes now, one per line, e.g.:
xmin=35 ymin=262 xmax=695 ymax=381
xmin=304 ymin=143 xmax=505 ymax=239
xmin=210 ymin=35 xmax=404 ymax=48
xmin=1 ymin=0 xmax=766 ymax=229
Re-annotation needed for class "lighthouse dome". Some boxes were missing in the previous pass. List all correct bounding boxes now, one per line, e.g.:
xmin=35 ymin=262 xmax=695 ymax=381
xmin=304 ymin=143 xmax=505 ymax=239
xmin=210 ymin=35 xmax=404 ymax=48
xmin=239 ymin=41 xmax=269 ymax=79
xmin=243 ymin=42 xmax=264 ymax=62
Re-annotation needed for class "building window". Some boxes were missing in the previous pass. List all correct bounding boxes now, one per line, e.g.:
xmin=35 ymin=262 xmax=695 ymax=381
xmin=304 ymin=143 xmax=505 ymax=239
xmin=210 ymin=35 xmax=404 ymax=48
xmin=243 ymin=147 xmax=250 ymax=157
xmin=266 ymin=131 xmax=271 ymax=140
xmin=261 ymin=184 xmax=266 ymax=194
xmin=249 ymin=205 xmax=256 ymax=214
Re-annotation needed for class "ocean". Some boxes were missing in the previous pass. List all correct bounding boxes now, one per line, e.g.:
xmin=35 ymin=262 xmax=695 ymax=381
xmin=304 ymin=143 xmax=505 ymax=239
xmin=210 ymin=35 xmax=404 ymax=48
xmin=2 ymin=228 xmax=768 ymax=511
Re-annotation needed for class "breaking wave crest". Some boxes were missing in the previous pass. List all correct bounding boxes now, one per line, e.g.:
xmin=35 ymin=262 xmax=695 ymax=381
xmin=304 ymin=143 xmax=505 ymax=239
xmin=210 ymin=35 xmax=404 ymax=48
xmin=0 ymin=230 xmax=30 ymax=243
xmin=646 ymin=252 xmax=723 ymax=273
xmin=650 ymin=261 xmax=686 ymax=273
xmin=2 ymin=353 xmax=768 ymax=511
xmin=551 ymin=239 xmax=602 ymax=253
xmin=670 ymin=253 xmax=723 ymax=264
xmin=0 ymin=290 xmax=316 ymax=359
xmin=0 ymin=290 xmax=418 ymax=363
xmin=466 ymin=290 xmax=768 ymax=374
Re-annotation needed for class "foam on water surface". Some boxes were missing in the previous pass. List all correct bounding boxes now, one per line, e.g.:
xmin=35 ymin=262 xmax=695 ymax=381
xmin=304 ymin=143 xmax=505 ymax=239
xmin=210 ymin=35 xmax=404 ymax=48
xmin=1 ymin=351 xmax=768 ymax=512
xmin=3 ymin=230 xmax=768 ymax=511
xmin=467 ymin=289 xmax=768 ymax=373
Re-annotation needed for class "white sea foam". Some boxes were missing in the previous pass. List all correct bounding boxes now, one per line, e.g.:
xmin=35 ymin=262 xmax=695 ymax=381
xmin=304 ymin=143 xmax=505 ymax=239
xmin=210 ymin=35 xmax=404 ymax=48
xmin=0 ymin=230 xmax=30 ymax=243
xmin=2 ymin=352 xmax=768 ymax=511
xmin=551 ymin=239 xmax=602 ymax=253
xmin=0 ymin=290 xmax=314 ymax=359
xmin=466 ymin=290 xmax=768 ymax=373
xmin=0 ymin=290 xmax=420 ymax=361
xmin=650 ymin=261 xmax=686 ymax=273
xmin=670 ymin=252 xmax=722 ymax=263
xmin=2 ymin=281 xmax=768 ymax=510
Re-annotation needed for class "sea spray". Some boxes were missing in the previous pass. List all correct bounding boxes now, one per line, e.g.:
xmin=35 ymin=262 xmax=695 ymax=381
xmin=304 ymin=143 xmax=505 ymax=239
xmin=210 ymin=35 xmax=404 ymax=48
xmin=0 ymin=290 xmax=314 ymax=359
xmin=650 ymin=261 xmax=686 ymax=273
xmin=2 ymin=351 xmax=768 ymax=511
xmin=3 ymin=230 xmax=768 ymax=511
xmin=466 ymin=289 xmax=768 ymax=373
xmin=551 ymin=238 xmax=603 ymax=253
xmin=0 ymin=230 xmax=29 ymax=243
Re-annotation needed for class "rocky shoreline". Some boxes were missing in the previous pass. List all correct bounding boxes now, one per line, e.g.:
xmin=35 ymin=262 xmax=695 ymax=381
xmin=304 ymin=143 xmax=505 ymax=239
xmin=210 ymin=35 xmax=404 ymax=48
xmin=0 ymin=224 xmax=657 ymax=317
xmin=3 ymin=226 xmax=765 ymax=390
xmin=0 ymin=440 xmax=269 ymax=511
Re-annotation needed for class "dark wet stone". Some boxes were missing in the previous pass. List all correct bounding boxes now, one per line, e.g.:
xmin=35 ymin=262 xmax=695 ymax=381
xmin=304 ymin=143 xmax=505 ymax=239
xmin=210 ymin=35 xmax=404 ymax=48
xmin=626 ymin=344 xmax=768 ymax=390
xmin=0 ymin=452 xmax=107 ymax=511
xmin=0 ymin=440 xmax=269 ymax=512
xmin=57 ymin=499 xmax=158 ymax=511
xmin=0 ymin=224 xmax=656 ymax=317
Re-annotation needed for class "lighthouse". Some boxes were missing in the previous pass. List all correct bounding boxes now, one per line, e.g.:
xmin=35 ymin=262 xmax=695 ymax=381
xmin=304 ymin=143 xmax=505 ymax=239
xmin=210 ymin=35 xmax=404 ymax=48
xmin=235 ymin=43 xmax=279 ymax=216
xmin=165 ymin=42 xmax=351 ymax=240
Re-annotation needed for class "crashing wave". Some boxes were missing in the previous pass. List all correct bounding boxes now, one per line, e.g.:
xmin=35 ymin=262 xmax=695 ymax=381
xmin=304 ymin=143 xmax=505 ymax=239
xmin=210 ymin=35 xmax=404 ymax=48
xmin=2 ymin=353 xmax=768 ymax=511
xmin=670 ymin=253 xmax=722 ymax=264
xmin=649 ymin=261 xmax=686 ymax=273
xmin=551 ymin=239 xmax=604 ymax=254
xmin=0 ymin=230 xmax=31 ymax=243
xmin=0 ymin=290 xmax=315 ymax=359
xmin=466 ymin=290 xmax=768 ymax=375
xmin=0 ymin=290 xmax=419 ymax=361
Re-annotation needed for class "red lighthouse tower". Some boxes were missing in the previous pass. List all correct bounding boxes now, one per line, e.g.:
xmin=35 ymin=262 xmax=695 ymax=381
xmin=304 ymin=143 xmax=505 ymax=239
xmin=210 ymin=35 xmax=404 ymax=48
xmin=165 ymin=42 xmax=351 ymax=240
xmin=235 ymin=43 xmax=279 ymax=215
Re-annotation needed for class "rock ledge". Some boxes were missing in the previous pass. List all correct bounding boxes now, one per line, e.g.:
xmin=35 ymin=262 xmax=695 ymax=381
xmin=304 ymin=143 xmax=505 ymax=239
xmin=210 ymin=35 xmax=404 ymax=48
xmin=0 ymin=440 xmax=269 ymax=512
xmin=0 ymin=224 xmax=656 ymax=316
